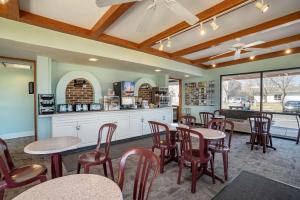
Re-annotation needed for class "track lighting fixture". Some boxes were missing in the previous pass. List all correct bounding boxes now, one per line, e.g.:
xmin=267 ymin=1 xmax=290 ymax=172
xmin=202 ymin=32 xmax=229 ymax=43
xmin=285 ymin=48 xmax=292 ymax=54
xmin=210 ymin=17 xmax=219 ymax=31
xmin=250 ymin=56 xmax=255 ymax=60
xmin=212 ymin=64 xmax=216 ymax=68
xmin=255 ymin=0 xmax=269 ymax=13
xmin=167 ymin=37 xmax=172 ymax=48
xmin=199 ymin=22 xmax=206 ymax=36
xmin=0 ymin=0 xmax=8 ymax=5
xmin=159 ymin=41 xmax=164 ymax=51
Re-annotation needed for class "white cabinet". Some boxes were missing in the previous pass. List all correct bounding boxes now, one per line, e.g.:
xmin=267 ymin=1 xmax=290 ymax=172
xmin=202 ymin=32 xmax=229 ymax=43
xmin=51 ymin=108 xmax=173 ymax=148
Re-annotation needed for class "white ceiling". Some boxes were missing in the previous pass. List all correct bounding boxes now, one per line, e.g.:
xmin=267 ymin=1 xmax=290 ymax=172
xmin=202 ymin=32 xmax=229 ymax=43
xmin=0 ymin=39 xmax=196 ymax=79
xmin=16 ymin=0 xmax=300 ymax=66
xmin=19 ymin=0 xmax=110 ymax=29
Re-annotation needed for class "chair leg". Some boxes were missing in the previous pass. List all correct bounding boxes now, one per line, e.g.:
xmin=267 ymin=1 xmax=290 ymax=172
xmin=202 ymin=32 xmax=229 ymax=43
xmin=103 ymin=162 xmax=108 ymax=177
xmin=84 ymin=165 xmax=90 ymax=174
xmin=297 ymin=129 xmax=300 ymax=145
xmin=211 ymin=151 xmax=215 ymax=161
xmin=108 ymin=159 xmax=114 ymax=181
xmin=177 ymin=158 xmax=184 ymax=184
xmin=268 ymin=134 xmax=273 ymax=147
xmin=0 ymin=188 xmax=5 ymax=200
xmin=77 ymin=162 xmax=81 ymax=174
xmin=160 ymin=148 xmax=165 ymax=174
xmin=222 ymin=152 xmax=228 ymax=181
xmin=210 ymin=159 xmax=216 ymax=184
xmin=250 ymin=133 xmax=256 ymax=150
xmin=262 ymin=135 xmax=266 ymax=153
xmin=191 ymin=163 xmax=197 ymax=193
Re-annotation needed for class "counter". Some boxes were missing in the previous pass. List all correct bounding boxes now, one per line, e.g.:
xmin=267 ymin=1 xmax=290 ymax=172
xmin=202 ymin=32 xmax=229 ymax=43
xmin=42 ymin=107 xmax=173 ymax=148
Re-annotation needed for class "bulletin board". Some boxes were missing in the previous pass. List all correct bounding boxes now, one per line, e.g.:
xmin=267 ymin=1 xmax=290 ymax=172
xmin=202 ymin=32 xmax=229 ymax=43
xmin=185 ymin=80 xmax=215 ymax=106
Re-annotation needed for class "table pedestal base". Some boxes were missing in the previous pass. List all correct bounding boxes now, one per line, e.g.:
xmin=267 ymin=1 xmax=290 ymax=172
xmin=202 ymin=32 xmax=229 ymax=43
xmin=197 ymin=164 xmax=224 ymax=183
xmin=51 ymin=153 xmax=63 ymax=179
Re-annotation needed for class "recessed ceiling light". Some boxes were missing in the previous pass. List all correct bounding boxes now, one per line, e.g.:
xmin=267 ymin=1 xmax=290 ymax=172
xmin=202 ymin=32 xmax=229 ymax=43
xmin=250 ymin=56 xmax=255 ymax=60
xmin=285 ymin=49 xmax=292 ymax=54
xmin=212 ymin=64 xmax=216 ymax=68
xmin=154 ymin=69 xmax=161 ymax=72
xmin=89 ymin=58 xmax=98 ymax=62
xmin=0 ymin=0 xmax=9 ymax=5
xmin=184 ymin=75 xmax=190 ymax=78
xmin=255 ymin=0 xmax=269 ymax=13
xmin=210 ymin=17 xmax=219 ymax=31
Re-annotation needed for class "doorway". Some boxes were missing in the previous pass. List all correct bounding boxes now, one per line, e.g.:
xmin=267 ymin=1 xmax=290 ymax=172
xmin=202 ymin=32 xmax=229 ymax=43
xmin=0 ymin=57 xmax=37 ymax=140
xmin=169 ymin=78 xmax=182 ymax=122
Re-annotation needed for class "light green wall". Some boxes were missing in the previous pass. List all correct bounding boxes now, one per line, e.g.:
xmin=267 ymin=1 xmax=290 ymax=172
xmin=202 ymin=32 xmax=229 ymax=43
xmin=0 ymin=67 xmax=34 ymax=138
xmin=182 ymin=54 xmax=300 ymax=121
xmin=51 ymin=61 xmax=161 ymax=95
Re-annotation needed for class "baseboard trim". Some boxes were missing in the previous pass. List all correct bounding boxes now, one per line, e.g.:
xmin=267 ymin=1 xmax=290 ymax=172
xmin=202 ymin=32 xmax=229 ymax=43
xmin=0 ymin=131 xmax=34 ymax=140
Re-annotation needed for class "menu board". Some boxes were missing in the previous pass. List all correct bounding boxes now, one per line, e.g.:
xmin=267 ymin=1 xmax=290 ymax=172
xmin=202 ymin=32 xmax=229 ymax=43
xmin=185 ymin=81 xmax=215 ymax=106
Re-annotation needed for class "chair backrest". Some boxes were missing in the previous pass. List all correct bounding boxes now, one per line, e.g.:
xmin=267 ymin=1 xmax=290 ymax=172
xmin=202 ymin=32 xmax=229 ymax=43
xmin=148 ymin=121 xmax=171 ymax=147
xmin=176 ymin=127 xmax=208 ymax=161
xmin=0 ymin=138 xmax=15 ymax=185
xmin=207 ymin=118 xmax=226 ymax=132
xmin=213 ymin=110 xmax=221 ymax=116
xmin=96 ymin=123 xmax=117 ymax=158
xmin=199 ymin=112 xmax=214 ymax=127
xmin=180 ymin=115 xmax=196 ymax=127
xmin=249 ymin=116 xmax=271 ymax=134
xmin=118 ymin=148 xmax=160 ymax=200
xmin=260 ymin=112 xmax=273 ymax=121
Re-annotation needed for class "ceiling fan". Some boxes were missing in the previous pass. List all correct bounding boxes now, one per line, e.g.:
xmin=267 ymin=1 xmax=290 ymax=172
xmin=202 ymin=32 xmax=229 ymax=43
xmin=210 ymin=41 xmax=266 ymax=60
xmin=96 ymin=0 xmax=199 ymax=32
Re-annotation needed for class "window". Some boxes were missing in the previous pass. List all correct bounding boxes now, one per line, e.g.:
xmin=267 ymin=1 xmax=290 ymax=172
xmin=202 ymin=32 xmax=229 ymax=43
xmin=274 ymin=94 xmax=282 ymax=101
xmin=169 ymin=81 xmax=179 ymax=106
xmin=221 ymin=73 xmax=260 ymax=111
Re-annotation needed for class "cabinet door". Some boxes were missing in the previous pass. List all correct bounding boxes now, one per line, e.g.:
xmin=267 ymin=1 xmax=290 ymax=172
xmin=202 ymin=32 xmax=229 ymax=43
xmin=115 ymin=114 xmax=131 ymax=141
xmin=162 ymin=108 xmax=173 ymax=124
xmin=129 ymin=112 xmax=143 ymax=138
xmin=97 ymin=113 xmax=119 ymax=143
xmin=142 ymin=110 xmax=161 ymax=135
xmin=77 ymin=120 xmax=99 ymax=146
xmin=52 ymin=117 xmax=78 ymax=138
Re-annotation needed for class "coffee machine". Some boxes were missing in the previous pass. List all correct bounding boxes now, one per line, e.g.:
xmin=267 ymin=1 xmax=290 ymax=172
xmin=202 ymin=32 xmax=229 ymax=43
xmin=152 ymin=87 xmax=170 ymax=108
xmin=113 ymin=81 xmax=136 ymax=109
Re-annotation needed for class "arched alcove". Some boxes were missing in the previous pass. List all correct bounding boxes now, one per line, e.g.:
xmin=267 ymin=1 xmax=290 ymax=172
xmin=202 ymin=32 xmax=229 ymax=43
xmin=134 ymin=78 xmax=156 ymax=96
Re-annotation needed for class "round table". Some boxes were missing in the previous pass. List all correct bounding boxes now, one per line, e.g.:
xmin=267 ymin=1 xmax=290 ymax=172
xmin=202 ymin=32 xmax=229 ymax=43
xmin=13 ymin=174 xmax=123 ymax=200
xmin=24 ymin=136 xmax=81 ymax=178
xmin=191 ymin=127 xmax=226 ymax=183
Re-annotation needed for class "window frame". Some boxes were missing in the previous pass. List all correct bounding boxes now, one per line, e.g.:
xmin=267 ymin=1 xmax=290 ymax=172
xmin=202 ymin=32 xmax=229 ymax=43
xmin=220 ymin=67 xmax=300 ymax=115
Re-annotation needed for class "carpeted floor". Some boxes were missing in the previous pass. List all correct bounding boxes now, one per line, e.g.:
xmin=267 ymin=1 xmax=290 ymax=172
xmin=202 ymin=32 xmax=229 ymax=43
xmin=4 ymin=133 xmax=300 ymax=200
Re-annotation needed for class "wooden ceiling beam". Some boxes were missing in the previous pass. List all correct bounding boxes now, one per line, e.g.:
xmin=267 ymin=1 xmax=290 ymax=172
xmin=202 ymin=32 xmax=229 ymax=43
xmin=172 ymin=11 xmax=300 ymax=57
xmin=0 ymin=0 xmax=20 ymax=19
xmin=138 ymin=0 xmax=249 ymax=48
xmin=212 ymin=47 xmax=300 ymax=68
xmin=4 ymin=11 xmax=203 ymax=69
xmin=90 ymin=2 xmax=135 ymax=38
xmin=193 ymin=34 xmax=300 ymax=64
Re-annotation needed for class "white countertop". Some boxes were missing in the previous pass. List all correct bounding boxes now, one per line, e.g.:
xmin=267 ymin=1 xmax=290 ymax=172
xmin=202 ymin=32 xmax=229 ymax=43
xmin=39 ymin=107 xmax=172 ymax=118
xmin=191 ymin=128 xmax=226 ymax=140
xmin=13 ymin=174 xmax=123 ymax=200
xmin=24 ymin=136 xmax=81 ymax=155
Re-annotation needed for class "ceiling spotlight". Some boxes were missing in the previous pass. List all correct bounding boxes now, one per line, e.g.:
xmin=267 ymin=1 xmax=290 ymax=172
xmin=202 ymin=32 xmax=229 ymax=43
xmin=212 ymin=64 xmax=216 ymax=68
xmin=250 ymin=56 xmax=255 ymax=60
xmin=159 ymin=41 xmax=164 ymax=51
xmin=154 ymin=69 xmax=162 ymax=72
xmin=184 ymin=75 xmax=190 ymax=78
xmin=89 ymin=58 xmax=98 ymax=62
xmin=285 ymin=48 xmax=292 ymax=54
xmin=255 ymin=0 xmax=269 ymax=13
xmin=0 ymin=0 xmax=9 ymax=5
xmin=199 ymin=22 xmax=206 ymax=36
xmin=167 ymin=37 xmax=172 ymax=48
xmin=210 ymin=17 xmax=219 ymax=31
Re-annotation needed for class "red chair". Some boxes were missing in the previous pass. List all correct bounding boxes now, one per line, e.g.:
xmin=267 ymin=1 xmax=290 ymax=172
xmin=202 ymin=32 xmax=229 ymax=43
xmin=148 ymin=121 xmax=179 ymax=173
xmin=296 ymin=115 xmax=300 ymax=144
xmin=118 ymin=148 xmax=160 ymax=200
xmin=0 ymin=138 xmax=47 ymax=199
xmin=77 ymin=123 xmax=117 ymax=180
xmin=249 ymin=116 xmax=275 ymax=153
xmin=208 ymin=119 xmax=234 ymax=181
xmin=199 ymin=112 xmax=214 ymax=128
xmin=177 ymin=127 xmax=215 ymax=193
xmin=180 ymin=115 xmax=196 ymax=127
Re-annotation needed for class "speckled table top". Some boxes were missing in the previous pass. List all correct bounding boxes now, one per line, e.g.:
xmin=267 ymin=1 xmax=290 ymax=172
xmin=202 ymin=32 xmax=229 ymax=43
xmin=24 ymin=136 xmax=81 ymax=154
xmin=191 ymin=128 xmax=226 ymax=140
xmin=13 ymin=174 xmax=123 ymax=200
